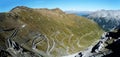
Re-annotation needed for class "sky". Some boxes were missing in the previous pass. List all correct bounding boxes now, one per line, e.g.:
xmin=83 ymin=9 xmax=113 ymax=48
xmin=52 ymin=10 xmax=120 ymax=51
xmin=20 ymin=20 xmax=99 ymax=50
xmin=0 ymin=0 xmax=120 ymax=12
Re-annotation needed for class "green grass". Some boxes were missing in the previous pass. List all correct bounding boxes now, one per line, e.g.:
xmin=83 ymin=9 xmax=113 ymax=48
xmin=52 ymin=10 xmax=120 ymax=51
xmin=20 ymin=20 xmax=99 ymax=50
xmin=0 ymin=7 xmax=104 ymax=57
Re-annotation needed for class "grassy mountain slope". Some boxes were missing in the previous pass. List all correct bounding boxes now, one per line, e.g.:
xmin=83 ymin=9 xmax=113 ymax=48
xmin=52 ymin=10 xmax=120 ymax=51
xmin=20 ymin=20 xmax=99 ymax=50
xmin=0 ymin=6 xmax=103 ymax=57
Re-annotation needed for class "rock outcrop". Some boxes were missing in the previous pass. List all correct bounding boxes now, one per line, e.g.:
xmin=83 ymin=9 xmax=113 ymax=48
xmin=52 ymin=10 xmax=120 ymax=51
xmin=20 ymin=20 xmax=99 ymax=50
xmin=75 ymin=28 xmax=120 ymax=57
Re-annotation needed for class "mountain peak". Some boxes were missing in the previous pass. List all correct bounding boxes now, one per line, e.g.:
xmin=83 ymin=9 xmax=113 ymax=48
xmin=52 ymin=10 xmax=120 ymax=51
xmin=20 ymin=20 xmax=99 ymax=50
xmin=10 ymin=6 xmax=32 ymax=12
xmin=52 ymin=8 xmax=61 ymax=11
xmin=14 ymin=6 xmax=30 ymax=9
xmin=51 ymin=8 xmax=65 ymax=14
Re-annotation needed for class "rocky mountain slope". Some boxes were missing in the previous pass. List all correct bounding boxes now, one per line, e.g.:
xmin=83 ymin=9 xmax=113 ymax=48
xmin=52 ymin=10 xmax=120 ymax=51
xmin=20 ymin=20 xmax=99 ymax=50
xmin=0 ymin=6 xmax=103 ymax=57
xmin=87 ymin=10 xmax=120 ymax=31
xmin=74 ymin=28 xmax=120 ymax=57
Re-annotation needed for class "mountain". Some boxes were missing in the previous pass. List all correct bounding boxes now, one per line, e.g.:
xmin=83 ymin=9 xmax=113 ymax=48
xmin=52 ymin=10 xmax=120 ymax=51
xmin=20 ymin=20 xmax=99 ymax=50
xmin=87 ymin=10 xmax=120 ymax=31
xmin=0 ymin=6 xmax=103 ymax=57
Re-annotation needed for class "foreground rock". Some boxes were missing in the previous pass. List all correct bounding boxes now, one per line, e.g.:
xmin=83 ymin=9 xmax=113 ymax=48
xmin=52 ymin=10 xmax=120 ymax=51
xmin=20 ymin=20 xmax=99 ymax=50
xmin=75 ymin=28 xmax=120 ymax=57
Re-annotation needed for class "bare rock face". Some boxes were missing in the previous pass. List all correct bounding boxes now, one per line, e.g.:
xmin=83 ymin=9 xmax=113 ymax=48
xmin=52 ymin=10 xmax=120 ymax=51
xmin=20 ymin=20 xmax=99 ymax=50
xmin=0 ymin=50 xmax=12 ymax=57
xmin=75 ymin=28 xmax=120 ymax=57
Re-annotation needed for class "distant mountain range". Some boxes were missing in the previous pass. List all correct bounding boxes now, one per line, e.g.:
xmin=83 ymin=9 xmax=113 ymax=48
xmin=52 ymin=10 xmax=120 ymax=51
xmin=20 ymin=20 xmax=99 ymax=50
xmin=65 ymin=11 xmax=92 ymax=16
xmin=69 ymin=10 xmax=120 ymax=31
xmin=87 ymin=10 xmax=120 ymax=31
